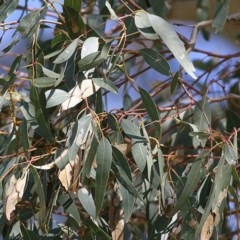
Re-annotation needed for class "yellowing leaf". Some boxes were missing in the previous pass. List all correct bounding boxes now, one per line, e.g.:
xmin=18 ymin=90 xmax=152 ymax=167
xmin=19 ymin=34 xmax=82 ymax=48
xmin=4 ymin=170 xmax=28 ymax=220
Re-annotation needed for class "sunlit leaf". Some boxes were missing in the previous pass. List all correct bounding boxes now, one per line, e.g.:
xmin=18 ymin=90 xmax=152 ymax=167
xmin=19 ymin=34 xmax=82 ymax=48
xmin=95 ymin=137 xmax=112 ymax=215
xmin=196 ymin=155 xmax=232 ymax=237
xmin=224 ymin=142 xmax=238 ymax=165
xmin=78 ymin=187 xmax=96 ymax=219
xmin=105 ymin=1 xmax=118 ymax=20
xmin=134 ymin=10 xmax=158 ymax=39
xmin=60 ymin=79 xmax=100 ymax=111
xmin=135 ymin=10 xmax=197 ymax=79
xmin=53 ymin=37 xmax=79 ymax=64
xmin=45 ymin=89 xmax=70 ymax=108
xmin=3 ymin=170 xmax=28 ymax=220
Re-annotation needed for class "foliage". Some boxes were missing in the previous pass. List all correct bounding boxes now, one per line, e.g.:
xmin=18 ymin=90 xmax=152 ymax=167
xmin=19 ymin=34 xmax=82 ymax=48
xmin=0 ymin=0 xmax=239 ymax=239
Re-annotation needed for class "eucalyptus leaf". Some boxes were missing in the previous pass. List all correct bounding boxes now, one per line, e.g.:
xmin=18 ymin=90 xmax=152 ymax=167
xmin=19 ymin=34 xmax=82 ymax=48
xmin=140 ymin=48 xmax=170 ymax=76
xmin=139 ymin=87 xmax=161 ymax=135
xmin=54 ymin=37 xmax=79 ymax=64
xmin=135 ymin=10 xmax=197 ymax=79
xmin=78 ymin=187 xmax=96 ymax=219
xmin=212 ymin=0 xmax=230 ymax=33
xmin=0 ymin=0 xmax=19 ymax=23
xmin=95 ymin=137 xmax=112 ymax=215
xmin=45 ymin=89 xmax=70 ymax=108
xmin=33 ymin=77 xmax=57 ymax=88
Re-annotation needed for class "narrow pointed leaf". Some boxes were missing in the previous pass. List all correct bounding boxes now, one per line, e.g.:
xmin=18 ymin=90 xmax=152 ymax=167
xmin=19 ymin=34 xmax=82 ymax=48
xmin=30 ymin=166 xmax=46 ymax=224
xmin=17 ymin=7 xmax=47 ymax=39
xmin=30 ymin=86 xmax=53 ymax=142
xmin=212 ymin=0 xmax=229 ymax=33
xmin=45 ymin=89 xmax=70 ymax=108
xmin=135 ymin=10 xmax=197 ymax=79
xmin=95 ymin=137 xmax=112 ymax=215
xmin=140 ymin=48 xmax=170 ymax=76
xmin=33 ymin=77 xmax=57 ymax=88
xmin=78 ymin=188 xmax=96 ymax=219
xmin=171 ymin=152 xmax=206 ymax=216
xmin=0 ymin=0 xmax=19 ymax=22
xmin=139 ymin=87 xmax=161 ymax=135
xmin=42 ymin=66 xmax=60 ymax=78
xmin=54 ymin=38 xmax=79 ymax=64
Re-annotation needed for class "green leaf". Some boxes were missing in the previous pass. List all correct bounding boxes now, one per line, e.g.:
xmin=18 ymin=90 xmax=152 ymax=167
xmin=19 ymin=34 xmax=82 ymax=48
xmin=64 ymin=0 xmax=82 ymax=12
xmin=1 ymin=55 xmax=22 ymax=94
xmin=134 ymin=10 xmax=158 ymax=40
xmin=121 ymin=118 xmax=147 ymax=140
xmin=212 ymin=0 xmax=229 ymax=33
xmin=41 ymin=66 xmax=60 ymax=78
xmin=119 ymin=182 xmax=135 ymax=222
xmin=0 ymin=0 xmax=19 ymax=23
xmin=112 ymin=146 xmax=139 ymax=198
xmin=224 ymin=142 xmax=238 ymax=165
xmin=139 ymin=87 xmax=161 ymax=135
xmin=135 ymin=10 xmax=197 ymax=79
xmin=139 ymin=48 xmax=170 ymax=76
xmin=45 ymin=89 xmax=70 ymax=108
xmin=30 ymin=86 xmax=53 ymax=142
xmin=81 ymin=135 xmax=99 ymax=183
xmin=21 ymin=226 xmax=39 ymax=240
xmin=53 ymin=37 xmax=79 ymax=64
xmin=63 ymin=4 xmax=85 ymax=38
xmin=196 ymin=155 xmax=232 ymax=237
xmin=131 ymin=141 xmax=147 ymax=172
xmin=17 ymin=7 xmax=47 ymax=39
xmin=30 ymin=166 xmax=46 ymax=226
xmin=78 ymin=187 xmax=96 ymax=219
xmin=170 ymin=72 xmax=179 ymax=95
xmin=194 ymin=95 xmax=211 ymax=132
xmin=92 ymin=77 xmax=118 ymax=94
xmin=95 ymin=137 xmax=112 ymax=216
xmin=78 ymin=51 xmax=104 ymax=72
xmin=19 ymin=119 xmax=29 ymax=151
xmin=33 ymin=77 xmax=57 ymax=88
xmin=171 ymin=151 xmax=206 ymax=216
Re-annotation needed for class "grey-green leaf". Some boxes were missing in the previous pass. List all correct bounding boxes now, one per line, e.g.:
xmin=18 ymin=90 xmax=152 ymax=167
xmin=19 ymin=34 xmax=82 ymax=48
xmin=33 ymin=77 xmax=57 ymax=88
xmin=0 ymin=0 xmax=19 ymax=23
xmin=212 ymin=0 xmax=230 ymax=33
xmin=78 ymin=187 xmax=96 ymax=219
xmin=139 ymin=48 xmax=170 ymax=76
xmin=54 ymin=37 xmax=79 ymax=64
xmin=171 ymin=152 xmax=206 ymax=216
xmin=95 ymin=137 xmax=112 ymax=215
xmin=139 ymin=87 xmax=161 ymax=135
xmin=45 ymin=89 xmax=70 ymax=108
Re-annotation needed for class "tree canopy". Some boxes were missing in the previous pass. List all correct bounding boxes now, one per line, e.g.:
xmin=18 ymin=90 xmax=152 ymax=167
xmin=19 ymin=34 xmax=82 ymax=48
xmin=0 ymin=0 xmax=240 ymax=239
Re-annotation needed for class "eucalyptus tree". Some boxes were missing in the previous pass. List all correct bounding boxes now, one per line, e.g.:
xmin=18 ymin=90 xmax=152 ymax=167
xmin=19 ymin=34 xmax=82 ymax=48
xmin=0 ymin=0 xmax=239 ymax=239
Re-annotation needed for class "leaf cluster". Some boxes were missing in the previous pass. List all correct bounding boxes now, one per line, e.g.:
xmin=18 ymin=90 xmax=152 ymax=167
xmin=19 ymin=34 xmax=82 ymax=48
xmin=0 ymin=0 xmax=239 ymax=239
